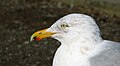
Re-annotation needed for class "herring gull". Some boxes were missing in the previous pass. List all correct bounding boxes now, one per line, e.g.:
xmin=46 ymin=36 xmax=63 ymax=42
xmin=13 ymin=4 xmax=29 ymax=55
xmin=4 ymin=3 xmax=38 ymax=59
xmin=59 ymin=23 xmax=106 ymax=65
xmin=30 ymin=13 xmax=120 ymax=66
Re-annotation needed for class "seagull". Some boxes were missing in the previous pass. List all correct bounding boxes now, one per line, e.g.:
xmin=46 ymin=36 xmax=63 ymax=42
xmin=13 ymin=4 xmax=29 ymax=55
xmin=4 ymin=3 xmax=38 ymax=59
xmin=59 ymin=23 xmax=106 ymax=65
xmin=30 ymin=13 xmax=120 ymax=66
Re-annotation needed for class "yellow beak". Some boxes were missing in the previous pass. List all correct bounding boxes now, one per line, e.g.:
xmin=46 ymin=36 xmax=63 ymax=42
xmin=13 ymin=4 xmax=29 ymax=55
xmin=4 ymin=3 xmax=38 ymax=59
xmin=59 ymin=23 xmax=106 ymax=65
xmin=30 ymin=29 xmax=56 ymax=42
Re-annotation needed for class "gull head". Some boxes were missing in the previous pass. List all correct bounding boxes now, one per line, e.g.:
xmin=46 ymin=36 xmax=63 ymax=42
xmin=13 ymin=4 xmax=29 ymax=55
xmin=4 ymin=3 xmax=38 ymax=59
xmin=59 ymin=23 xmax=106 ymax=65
xmin=30 ymin=13 xmax=102 ymax=44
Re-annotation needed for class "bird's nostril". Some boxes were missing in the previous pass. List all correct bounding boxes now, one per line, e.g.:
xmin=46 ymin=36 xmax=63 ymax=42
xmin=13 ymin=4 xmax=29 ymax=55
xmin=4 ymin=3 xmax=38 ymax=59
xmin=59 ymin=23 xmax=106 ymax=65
xmin=39 ymin=32 xmax=42 ymax=34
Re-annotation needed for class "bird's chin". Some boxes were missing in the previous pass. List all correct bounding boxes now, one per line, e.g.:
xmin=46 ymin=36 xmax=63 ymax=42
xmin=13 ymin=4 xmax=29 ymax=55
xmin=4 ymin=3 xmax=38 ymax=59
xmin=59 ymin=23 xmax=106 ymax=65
xmin=52 ymin=34 xmax=63 ymax=42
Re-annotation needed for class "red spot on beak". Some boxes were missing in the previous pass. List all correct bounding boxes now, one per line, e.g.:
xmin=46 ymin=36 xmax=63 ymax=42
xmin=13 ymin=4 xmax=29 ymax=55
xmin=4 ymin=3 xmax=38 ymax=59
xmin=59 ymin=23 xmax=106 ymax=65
xmin=36 ymin=37 xmax=41 ymax=41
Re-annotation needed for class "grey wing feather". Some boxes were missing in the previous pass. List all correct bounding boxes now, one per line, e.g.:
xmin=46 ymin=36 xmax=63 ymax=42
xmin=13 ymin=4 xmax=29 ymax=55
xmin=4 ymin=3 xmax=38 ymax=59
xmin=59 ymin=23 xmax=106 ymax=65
xmin=89 ymin=40 xmax=120 ymax=66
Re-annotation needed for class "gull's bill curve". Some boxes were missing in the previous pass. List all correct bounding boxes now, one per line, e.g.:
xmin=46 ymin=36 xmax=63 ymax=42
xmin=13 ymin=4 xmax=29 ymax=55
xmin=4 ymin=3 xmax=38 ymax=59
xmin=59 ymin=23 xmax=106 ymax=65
xmin=30 ymin=13 xmax=120 ymax=66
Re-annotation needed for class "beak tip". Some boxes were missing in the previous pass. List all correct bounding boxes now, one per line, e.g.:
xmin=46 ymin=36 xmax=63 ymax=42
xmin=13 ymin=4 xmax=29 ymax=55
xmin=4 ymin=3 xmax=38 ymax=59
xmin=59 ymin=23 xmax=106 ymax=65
xmin=30 ymin=36 xmax=34 ymax=42
xmin=30 ymin=39 xmax=33 ymax=42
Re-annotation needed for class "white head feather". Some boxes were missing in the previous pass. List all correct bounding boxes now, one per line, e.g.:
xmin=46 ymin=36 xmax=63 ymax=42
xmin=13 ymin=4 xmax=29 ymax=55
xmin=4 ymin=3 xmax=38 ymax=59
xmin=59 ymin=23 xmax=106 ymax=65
xmin=46 ymin=13 xmax=105 ymax=66
xmin=47 ymin=14 xmax=103 ymax=46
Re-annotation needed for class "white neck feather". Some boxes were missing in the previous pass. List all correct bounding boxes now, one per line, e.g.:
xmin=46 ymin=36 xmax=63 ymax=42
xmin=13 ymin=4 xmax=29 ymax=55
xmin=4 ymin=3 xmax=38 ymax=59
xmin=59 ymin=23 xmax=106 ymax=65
xmin=53 ymin=35 xmax=103 ymax=66
xmin=60 ymin=32 xmax=103 ymax=56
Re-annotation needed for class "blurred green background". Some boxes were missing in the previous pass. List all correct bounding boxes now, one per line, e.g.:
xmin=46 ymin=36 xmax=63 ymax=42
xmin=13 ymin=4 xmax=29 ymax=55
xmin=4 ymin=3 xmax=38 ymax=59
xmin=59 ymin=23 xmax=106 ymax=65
xmin=0 ymin=0 xmax=120 ymax=66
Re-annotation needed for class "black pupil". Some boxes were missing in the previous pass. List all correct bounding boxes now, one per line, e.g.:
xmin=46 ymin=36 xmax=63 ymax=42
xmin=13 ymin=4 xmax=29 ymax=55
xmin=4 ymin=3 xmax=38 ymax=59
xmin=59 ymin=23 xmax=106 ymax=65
xmin=61 ymin=24 xmax=68 ymax=28
xmin=62 ymin=24 xmax=65 ymax=27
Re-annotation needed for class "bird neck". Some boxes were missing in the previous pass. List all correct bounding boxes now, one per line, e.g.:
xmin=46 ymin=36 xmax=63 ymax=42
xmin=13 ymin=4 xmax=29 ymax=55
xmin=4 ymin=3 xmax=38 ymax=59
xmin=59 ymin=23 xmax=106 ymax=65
xmin=61 ymin=35 xmax=103 ymax=55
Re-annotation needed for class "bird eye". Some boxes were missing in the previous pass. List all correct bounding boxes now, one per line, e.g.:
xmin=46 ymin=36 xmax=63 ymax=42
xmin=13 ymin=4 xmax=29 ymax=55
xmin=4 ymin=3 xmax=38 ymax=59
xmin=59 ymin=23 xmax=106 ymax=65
xmin=60 ymin=24 xmax=69 ymax=29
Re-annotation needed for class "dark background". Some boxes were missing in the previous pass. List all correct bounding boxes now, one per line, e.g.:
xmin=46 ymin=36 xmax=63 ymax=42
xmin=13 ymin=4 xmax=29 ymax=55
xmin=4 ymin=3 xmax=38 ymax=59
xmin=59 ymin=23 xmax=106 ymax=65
xmin=0 ymin=0 xmax=120 ymax=66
